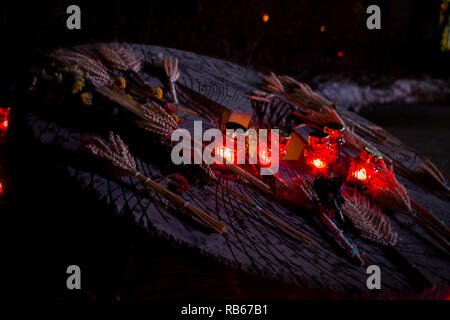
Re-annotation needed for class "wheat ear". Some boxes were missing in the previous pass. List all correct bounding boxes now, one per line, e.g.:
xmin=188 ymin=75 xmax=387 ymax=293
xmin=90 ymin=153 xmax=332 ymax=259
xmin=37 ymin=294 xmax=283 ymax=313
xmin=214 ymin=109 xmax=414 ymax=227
xmin=85 ymin=132 xmax=226 ymax=234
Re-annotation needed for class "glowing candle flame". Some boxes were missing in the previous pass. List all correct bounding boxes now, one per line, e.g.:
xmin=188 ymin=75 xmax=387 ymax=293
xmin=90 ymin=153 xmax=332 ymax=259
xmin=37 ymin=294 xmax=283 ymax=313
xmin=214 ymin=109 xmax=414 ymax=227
xmin=354 ymin=168 xmax=367 ymax=181
xmin=216 ymin=146 xmax=234 ymax=163
xmin=259 ymin=149 xmax=271 ymax=165
xmin=313 ymin=158 xmax=326 ymax=169
xmin=262 ymin=13 xmax=269 ymax=23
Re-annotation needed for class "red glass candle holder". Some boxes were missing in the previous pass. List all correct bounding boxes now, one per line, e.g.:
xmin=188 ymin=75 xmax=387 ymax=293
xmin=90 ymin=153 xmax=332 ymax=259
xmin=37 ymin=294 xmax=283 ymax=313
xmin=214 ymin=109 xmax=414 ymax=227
xmin=0 ymin=108 xmax=11 ymax=133
xmin=257 ymin=127 xmax=291 ymax=167
xmin=303 ymin=131 xmax=336 ymax=171
xmin=273 ymin=126 xmax=291 ymax=158
xmin=324 ymin=122 xmax=345 ymax=152
xmin=347 ymin=146 xmax=383 ymax=186
xmin=214 ymin=122 xmax=247 ymax=164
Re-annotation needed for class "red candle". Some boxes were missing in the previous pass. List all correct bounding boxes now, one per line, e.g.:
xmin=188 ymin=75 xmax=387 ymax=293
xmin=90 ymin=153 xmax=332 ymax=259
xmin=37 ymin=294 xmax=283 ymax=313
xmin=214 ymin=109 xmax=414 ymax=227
xmin=215 ymin=122 xmax=247 ymax=164
xmin=303 ymin=131 xmax=336 ymax=171
xmin=347 ymin=146 xmax=383 ymax=186
xmin=273 ymin=126 xmax=291 ymax=158
xmin=324 ymin=122 xmax=345 ymax=151
xmin=0 ymin=108 xmax=10 ymax=132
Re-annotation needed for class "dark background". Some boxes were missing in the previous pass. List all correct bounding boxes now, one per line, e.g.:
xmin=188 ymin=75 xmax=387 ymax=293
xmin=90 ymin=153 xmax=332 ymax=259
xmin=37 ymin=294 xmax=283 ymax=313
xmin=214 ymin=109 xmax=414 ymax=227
xmin=1 ymin=0 xmax=449 ymax=96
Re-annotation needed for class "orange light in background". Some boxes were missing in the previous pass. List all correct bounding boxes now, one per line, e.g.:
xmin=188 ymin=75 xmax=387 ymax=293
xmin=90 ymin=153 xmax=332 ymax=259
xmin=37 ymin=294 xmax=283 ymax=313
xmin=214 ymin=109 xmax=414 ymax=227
xmin=320 ymin=25 xmax=326 ymax=32
xmin=262 ymin=13 xmax=270 ymax=23
xmin=337 ymin=51 xmax=344 ymax=58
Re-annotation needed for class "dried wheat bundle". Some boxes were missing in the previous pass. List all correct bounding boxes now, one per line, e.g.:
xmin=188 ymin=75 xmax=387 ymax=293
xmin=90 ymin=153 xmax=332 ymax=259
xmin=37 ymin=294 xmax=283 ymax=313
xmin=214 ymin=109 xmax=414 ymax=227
xmin=342 ymin=191 xmax=398 ymax=246
xmin=93 ymin=43 xmax=154 ymax=91
xmin=94 ymin=43 xmax=142 ymax=73
xmin=164 ymin=56 xmax=180 ymax=104
xmin=291 ymin=175 xmax=319 ymax=204
xmin=85 ymin=132 xmax=226 ymax=234
xmin=49 ymin=48 xmax=112 ymax=87
xmin=97 ymin=87 xmax=218 ymax=182
xmin=97 ymin=86 xmax=177 ymax=136
xmin=369 ymin=161 xmax=412 ymax=213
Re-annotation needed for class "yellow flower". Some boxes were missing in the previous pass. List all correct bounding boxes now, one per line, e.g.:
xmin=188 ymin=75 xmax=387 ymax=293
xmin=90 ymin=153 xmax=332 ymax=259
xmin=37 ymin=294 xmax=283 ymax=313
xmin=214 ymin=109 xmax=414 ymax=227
xmin=114 ymin=76 xmax=126 ymax=89
xmin=152 ymin=87 xmax=163 ymax=100
xmin=171 ymin=114 xmax=179 ymax=124
xmin=71 ymin=80 xmax=85 ymax=94
xmin=81 ymin=92 xmax=93 ymax=106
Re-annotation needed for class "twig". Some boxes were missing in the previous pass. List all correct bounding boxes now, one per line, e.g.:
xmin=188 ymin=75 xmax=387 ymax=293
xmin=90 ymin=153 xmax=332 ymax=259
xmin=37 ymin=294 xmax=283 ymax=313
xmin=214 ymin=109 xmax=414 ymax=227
xmin=219 ymin=182 xmax=312 ymax=244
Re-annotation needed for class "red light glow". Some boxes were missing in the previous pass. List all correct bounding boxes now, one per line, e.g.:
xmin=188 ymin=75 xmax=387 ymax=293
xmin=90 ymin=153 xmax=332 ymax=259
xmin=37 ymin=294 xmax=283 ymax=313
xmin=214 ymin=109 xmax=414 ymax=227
xmin=259 ymin=148 xmax=271 ymax=165
xmin=0 ymin=108 xmax=10 ymax=132
xmin=353 ymin=168 xmax=367 ymax=181
xmin=215 ymin=146 xmax=235 ymax=163
xmin=312 ymin=158 xmax=326 ymax=169
xmin=337 ymin=51 xmax=344 ymax=58
xmin=0 ymin=182 xmax=3 ymax=197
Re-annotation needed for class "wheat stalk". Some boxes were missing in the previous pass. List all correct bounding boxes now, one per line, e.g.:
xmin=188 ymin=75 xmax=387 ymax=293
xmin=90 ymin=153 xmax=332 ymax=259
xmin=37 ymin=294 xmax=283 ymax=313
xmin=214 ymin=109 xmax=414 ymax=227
xmin=85 ymin=132 xmax=226 ymax=234
xmin=49 ymin=48 xmax=112 ymax=87
xmin=97 ymin=86 xmax=177 ymax=136
xmin=219 ymin=182 xmax=312 ymax=244
xmin=342 ymin=191 xmax=398 ymax=246
xmin=94 ymin=43 xmax=152 ymax=91
xmin=164 ymin=56 xmax=180 ymax=104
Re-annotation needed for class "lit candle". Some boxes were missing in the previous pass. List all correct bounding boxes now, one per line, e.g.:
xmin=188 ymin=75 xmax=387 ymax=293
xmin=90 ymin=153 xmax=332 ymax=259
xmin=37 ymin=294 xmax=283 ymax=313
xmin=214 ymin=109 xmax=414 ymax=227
xmin=303 ymin=131 xmax=336 ymax=171
xmin=324 ymin=122 xmax=345 ymax=151
xmin=347 ymin=146 xmax=383 ymax=186
xmin=0 ymin=108 xmax=11 ymax=132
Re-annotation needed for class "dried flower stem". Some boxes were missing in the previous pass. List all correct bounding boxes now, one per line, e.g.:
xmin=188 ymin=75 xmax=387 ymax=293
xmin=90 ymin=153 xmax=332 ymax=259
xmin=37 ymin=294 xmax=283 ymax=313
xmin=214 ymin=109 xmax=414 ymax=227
xmin=219 ymin=182 xmax=312 ymax=244
xmin=164 ymin=56 xmax=180 ymax=104
xmin=135 ymin=172 xmax=226 ymax=233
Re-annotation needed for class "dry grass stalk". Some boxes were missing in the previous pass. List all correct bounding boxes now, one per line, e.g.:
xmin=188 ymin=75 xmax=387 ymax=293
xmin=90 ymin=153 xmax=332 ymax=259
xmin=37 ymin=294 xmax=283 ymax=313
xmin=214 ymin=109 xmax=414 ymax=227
xmin=97 ymin=86 xmax=177 ymax=136
xmin=95 ymin=44 xmax=142 ymax=72
xmin=49 ymin=48 xmax=112 ymax=86
xmin=219 ymin=182 xmax=312 ymax=244
xmin=164 ymin=56 xmax=181 ymax=104
xmin=342 ymin=191 xmax=398 ymax=246
xmin=85 ymin=132 xmax=226 ymax=234
xmin=94 ymin=43 xmax=152 ymax=90
xmin=225 ymin=163 xmax=271 ymax=193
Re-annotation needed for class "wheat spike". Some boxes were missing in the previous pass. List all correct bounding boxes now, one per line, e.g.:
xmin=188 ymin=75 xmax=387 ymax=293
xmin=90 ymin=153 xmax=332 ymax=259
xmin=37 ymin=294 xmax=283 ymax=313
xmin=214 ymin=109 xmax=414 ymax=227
xmin=85 ymin=132 xmax=226 ymax=234
xmin=94 ymin=43 xmax=142 ymax=72
xmin=97 ymin=86 xmax=177 ymax=136
xmin=49 ymin=48 xmax=112 ymax=87
xmin=164 ymin=56 xmax=180 ymax=104
xmin=342 ymin=191 xmax=398 ymax=246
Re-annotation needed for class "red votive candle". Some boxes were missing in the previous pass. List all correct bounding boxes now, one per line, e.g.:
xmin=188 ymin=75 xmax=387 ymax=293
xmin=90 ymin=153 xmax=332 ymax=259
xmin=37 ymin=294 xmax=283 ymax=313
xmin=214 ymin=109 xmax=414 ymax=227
xmin=304 ymin=131 xmax=336 ymax=171
xmin=347 ymin=146 xmax=383 ymax=186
